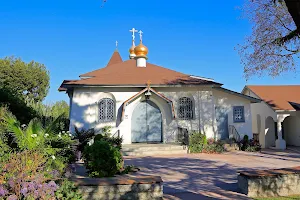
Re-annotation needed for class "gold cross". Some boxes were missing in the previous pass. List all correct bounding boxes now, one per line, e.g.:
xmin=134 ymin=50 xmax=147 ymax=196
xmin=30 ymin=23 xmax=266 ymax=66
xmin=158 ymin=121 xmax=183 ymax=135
xmin=147 ymin=80 xmax=151 ymax=88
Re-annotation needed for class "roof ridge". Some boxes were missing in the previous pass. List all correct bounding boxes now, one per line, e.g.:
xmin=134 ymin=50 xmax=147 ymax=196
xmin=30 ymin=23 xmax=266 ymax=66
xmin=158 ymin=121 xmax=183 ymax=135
xmin=80 ymin=51 xmax=123 ymax=77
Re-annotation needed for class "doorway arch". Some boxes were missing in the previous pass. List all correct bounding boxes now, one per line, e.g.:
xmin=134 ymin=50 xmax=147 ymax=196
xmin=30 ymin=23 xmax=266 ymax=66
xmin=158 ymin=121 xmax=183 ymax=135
xmin=283 ymin=116 xmax=300 ymax=146
xmin=131 ymin=100 xmax=162 ymax=143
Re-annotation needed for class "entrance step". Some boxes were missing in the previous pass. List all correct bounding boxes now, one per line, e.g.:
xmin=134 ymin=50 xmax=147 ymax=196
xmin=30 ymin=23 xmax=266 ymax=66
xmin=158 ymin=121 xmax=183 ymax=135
xmin=223 ymin=143 xmax=239 ymax=152
xmin=122 ymin=144 xmax=188 ymax=156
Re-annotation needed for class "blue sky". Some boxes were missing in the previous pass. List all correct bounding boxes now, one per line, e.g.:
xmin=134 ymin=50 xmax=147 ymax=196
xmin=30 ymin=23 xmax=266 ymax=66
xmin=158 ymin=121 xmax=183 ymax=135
xmin=0 ymin=0 xmax=299 ymax=103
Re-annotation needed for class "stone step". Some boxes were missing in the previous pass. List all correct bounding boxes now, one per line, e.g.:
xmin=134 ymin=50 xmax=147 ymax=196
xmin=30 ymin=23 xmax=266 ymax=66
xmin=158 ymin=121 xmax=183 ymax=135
xmin=121 ymin=144 xmax=188 ymax=156
xmin=122 ymin=144 xmax=186 ymax=152
xmin=122 ymin=149 xmax=188 ymax=156
xmin=223 ymin=143 xmax=239 ymax=151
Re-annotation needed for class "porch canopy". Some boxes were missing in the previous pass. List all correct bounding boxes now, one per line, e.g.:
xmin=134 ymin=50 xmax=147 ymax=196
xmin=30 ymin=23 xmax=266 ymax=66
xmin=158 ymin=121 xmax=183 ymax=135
xmin=121 ymin=87 xmax=175 ymax=121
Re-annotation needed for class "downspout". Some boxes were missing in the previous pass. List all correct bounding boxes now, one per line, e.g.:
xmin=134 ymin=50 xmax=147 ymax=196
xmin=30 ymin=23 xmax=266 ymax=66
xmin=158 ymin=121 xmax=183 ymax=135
xmin=198 ymin=90 xmax=201 ymax=134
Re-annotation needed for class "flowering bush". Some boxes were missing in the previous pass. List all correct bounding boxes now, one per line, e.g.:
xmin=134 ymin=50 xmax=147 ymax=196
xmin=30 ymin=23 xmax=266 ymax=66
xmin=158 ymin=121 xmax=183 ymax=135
xmin=0 ymin=109 xmax=82 ymax=199
xmin=0 ymin=150 xmax=60 ymax=199
xmin=239 ymin=135 xmax=261 ymax=152
xmin=189 ymin=132 xmax=225 ymax=154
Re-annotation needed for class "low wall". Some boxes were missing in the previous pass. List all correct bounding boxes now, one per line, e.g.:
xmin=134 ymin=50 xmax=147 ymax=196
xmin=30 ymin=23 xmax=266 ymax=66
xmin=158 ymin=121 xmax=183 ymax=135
xmin=238 ymin=166 xmax=300 ymax=197
xmin=70 ymin=175 xmax=163 ymax=200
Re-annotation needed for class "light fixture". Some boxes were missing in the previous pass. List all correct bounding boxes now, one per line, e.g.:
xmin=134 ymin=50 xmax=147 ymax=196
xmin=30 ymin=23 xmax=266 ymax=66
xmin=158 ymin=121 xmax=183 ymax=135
xmin=145 ymin=90 xmax=151 ymax=100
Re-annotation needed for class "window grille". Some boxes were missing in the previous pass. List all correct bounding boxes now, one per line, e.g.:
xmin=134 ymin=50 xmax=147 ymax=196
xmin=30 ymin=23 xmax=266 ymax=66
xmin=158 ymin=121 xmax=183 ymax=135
xmin=178 ymin=97 xmax=193 ymax=120
xmin=233 ymin=106 xmax=245 ymax=123
xmin=99 ymin=98 xmax=114 ymax=122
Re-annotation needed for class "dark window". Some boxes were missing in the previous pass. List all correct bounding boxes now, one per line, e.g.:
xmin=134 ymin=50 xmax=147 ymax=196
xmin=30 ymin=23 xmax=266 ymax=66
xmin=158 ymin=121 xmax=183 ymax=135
xmin=233 ymin=106 xmax=245 ymax=123
xmin=98 ymin=98 xmax=115 ymax=122
xmin=178 ymin=97 xmax=193 ymax=120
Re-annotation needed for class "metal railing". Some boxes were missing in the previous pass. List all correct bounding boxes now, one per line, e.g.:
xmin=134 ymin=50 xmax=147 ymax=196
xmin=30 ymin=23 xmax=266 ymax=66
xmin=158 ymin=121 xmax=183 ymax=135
xmin=112 ymin=129 xmax=120 ymax=138
xmin=229 ymin=125 xmax=241 ymax=142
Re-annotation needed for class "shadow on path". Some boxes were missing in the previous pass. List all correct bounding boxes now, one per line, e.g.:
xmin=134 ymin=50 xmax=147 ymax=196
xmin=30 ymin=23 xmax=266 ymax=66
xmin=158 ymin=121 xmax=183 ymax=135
xmin=125 ymin=156 xmax=250 ymax=200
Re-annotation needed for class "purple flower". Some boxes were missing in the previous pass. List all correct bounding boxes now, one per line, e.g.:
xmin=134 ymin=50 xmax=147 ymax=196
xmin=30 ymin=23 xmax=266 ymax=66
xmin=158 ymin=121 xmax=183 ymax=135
xmin=7 ymin=194 xmax=18 ymax=200
xmin=0 ymin=185 xmax=8 ymax=197
xmin=27 ymin=182 xmax=36 ymax=191
xmin=8 ymin=178 xmax=15 ymax=188
xmin=48 ymin=181 xmax=58 ymax=190
xmin=21 ymin=187 xmax=28 ymax=196
xmin=33 ymin=190 xmax=39 ymax=198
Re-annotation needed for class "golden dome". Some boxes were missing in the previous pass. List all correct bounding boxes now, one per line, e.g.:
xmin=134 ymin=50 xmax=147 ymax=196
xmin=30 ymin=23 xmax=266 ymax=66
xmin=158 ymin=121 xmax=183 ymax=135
xmin=134 ymin=43 xmax=148 ymax=57
xmin=129 ymin=45 xmax=135 ymax=54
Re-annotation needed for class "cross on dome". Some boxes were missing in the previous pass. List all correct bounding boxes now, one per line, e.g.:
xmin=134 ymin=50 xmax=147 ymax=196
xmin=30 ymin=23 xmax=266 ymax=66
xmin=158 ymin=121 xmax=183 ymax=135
xmin=138 ymin=30 xmax=143 ymax=42
xmin=129 ymin=28 xmax=138 ymax=41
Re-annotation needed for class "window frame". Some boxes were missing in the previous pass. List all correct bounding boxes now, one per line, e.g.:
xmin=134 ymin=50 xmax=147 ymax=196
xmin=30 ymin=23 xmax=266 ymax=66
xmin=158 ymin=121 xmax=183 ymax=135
xmin=178 ymin=97 xmax=194 ymax=120
xmin=233 ymin=106 xmax=245 ymax=123
xmin=98 ymin=98 xmax=115 ymax=122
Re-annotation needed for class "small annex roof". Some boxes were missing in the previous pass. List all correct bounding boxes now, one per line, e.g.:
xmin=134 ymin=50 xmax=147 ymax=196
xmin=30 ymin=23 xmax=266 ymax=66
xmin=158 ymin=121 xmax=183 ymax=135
xmin=214 ymin=87 xmax=261 ymax=103
xmin=121 ymin=87 xmax=176 ymax=121
xmin=59 ymin=51 xmax=223 ymax=90
xmin=244 ymin=85 xmax=300 ymax=111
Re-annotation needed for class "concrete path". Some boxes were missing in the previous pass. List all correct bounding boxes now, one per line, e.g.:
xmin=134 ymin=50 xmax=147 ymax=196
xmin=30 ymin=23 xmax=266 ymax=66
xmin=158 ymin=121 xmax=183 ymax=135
xmin=124 ymin=149 xmax=300 ymax=200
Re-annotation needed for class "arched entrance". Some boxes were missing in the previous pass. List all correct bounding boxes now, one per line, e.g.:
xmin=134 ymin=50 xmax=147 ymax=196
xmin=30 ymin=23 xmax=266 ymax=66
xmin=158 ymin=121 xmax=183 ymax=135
xmin=283 ymin=116 xmax=300 ymax=146
xmin=265 ymin=116 xmax=276 ymax=148
xmin=131 ymin=100 xmax=162 ymax=143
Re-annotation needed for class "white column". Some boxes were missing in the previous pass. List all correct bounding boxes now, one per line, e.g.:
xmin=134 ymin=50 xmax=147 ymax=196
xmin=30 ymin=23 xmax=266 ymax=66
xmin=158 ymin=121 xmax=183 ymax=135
xmin=275 ymin=121 xmax=286 ymax=149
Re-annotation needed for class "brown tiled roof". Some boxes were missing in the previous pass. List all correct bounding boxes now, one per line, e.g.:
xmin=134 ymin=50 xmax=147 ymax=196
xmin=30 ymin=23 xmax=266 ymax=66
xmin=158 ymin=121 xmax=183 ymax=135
xmin=81 ymin=50 xmax=123 ymax=77
xmin=58 ymin=80 xmax=77 ymax=91
xmin=60 ymin=52 xmax=222 ymax=89
xmin=246 ymin=85 xmax=300 ymax=111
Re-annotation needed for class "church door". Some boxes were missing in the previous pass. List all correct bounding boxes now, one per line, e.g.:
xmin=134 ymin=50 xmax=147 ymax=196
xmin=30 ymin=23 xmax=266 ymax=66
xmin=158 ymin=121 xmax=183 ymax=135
xmin=131 ymin=100 xmax=162 ymax=143
xmin=216 ymin=106 xmax=229 ymax=140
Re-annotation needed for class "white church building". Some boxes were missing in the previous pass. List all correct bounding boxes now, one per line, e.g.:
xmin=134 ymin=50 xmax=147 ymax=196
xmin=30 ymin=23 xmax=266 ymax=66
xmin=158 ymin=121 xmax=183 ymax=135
xmin=59 ymin=29 xmax=260 ymax=144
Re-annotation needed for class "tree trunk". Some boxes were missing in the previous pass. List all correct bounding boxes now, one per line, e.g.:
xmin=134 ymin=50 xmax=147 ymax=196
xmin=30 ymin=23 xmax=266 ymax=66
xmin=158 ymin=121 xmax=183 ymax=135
xmin=285 ymin=0 xmax=300 ymax=31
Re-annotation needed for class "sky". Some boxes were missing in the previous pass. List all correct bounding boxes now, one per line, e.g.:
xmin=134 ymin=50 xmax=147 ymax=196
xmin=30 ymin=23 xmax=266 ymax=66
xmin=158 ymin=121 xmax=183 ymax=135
xmin=0 ymin=0 xmax=299 ymax=103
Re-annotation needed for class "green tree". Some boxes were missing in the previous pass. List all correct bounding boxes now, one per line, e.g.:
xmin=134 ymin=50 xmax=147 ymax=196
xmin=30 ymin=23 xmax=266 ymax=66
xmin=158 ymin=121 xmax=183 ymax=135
xmin=0 ymin=56 xmax=50 ymax=101
xmin=51 ymin=100 xmax=69 ymax=118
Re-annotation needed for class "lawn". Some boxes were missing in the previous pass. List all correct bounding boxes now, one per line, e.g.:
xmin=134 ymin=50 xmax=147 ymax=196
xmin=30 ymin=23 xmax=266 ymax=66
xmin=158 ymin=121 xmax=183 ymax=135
xmin=254 ymin=195 xmax=300 ymax=200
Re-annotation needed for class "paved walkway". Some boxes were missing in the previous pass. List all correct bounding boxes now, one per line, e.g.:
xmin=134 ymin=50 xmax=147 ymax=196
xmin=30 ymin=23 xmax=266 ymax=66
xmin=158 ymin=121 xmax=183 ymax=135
xmin=124 ymin=149 xmax=300 ymax=200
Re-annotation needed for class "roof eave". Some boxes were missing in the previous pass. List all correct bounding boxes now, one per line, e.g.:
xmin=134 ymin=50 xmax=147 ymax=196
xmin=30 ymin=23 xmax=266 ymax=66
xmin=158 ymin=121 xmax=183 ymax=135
xmin=61 ymin=83 xmax=222 ymax=89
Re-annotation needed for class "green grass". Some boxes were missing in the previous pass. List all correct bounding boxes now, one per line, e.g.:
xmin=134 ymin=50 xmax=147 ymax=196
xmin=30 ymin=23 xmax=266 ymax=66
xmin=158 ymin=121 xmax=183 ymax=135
xmin=254 ymin=195 xmax=300 ymax=200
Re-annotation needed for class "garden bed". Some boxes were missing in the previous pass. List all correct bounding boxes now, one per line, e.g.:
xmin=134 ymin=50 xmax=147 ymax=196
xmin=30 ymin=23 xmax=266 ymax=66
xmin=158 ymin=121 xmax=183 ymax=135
xmin=238 ymin=166 xmax=300 ymax=198
xmin=70 ymin=175 xmax=163 ymax=200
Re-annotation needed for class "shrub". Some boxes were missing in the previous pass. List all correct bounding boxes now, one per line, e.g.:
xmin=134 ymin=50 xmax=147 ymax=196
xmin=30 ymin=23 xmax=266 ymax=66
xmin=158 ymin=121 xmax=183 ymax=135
xmin=55 ymin=180 xmax=83 ymax=200
xmin=189 ymin=131 xmax=207 ymax=153
xmin=0 ymin=150 xmax=60 ymax=199
xmin=239 ymin=135 xmax=261 ymax=152
xmin=203 ymin=142 xmax=225 ymax=154
xmin=189 ymin=132 xmax=225 ymax=154
xmin=94 ymin=134 xmax=123 ymax=150
xmin=73 ymin=127 xmax=95 ymax=153
xmin=83 ymin=140 xmax=123 ymax=177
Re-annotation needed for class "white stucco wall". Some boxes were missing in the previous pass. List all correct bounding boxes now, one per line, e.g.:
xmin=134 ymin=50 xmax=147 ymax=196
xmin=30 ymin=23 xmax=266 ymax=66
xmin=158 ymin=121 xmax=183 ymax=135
xmin=213 ymin=90 xmax=253 ymax=139
xmin=69 ymin=86 xmax=254 ymax=144
xmin=242 ymin=87 xmax=300 ymax=148
xmin=242 ymin=88 xmax=277 ymax=148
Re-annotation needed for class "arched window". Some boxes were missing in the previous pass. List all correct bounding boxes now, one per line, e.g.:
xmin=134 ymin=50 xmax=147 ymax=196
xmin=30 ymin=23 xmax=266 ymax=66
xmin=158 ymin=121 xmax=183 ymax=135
xmin=98 ymin=98 xmax=115 ymax=122
xmin=178 ymin=97 xmax=193 ymax=120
